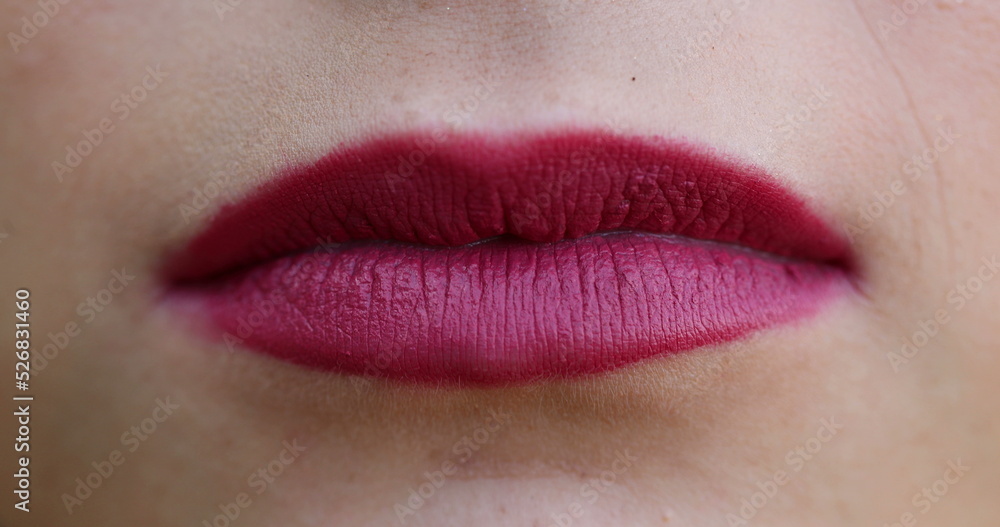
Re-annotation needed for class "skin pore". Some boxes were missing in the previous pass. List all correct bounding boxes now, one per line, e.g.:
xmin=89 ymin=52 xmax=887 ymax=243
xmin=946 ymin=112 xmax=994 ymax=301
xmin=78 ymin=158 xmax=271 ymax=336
xmin=1 ymin=1 xmax=999 ymax=525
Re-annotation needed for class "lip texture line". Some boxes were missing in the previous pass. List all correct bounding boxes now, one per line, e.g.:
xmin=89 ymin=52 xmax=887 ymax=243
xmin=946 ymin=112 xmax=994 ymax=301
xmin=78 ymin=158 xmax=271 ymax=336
xmin=165 ymin=130 xmax=853 ymax=384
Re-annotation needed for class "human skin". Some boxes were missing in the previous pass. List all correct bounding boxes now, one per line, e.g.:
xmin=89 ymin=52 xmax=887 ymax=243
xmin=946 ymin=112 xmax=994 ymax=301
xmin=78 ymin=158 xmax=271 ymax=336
xmin=1 ymin=0 xmax=999 ymax=525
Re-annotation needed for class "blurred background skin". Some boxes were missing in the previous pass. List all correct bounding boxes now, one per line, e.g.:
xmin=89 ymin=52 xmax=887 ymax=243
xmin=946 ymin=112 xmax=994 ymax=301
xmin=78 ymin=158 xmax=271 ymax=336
xmin=1 ymin=0 xmax=999 ymax=525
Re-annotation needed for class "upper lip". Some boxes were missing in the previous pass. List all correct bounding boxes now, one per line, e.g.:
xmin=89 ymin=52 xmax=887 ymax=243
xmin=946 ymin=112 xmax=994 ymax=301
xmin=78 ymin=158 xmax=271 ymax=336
xmin=165 ymin=129 xmax=853 ymax=282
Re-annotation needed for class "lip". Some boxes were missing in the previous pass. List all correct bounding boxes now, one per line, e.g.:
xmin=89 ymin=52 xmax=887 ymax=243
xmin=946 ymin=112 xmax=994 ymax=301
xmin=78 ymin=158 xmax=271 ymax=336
xmin=164 ymin=129 xmax=854 ymax=385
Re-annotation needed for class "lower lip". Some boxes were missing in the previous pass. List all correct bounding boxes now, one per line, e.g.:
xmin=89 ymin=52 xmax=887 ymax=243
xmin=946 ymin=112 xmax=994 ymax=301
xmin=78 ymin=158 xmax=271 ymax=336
xmin=171 ymin=231 xmax=846 ymax=385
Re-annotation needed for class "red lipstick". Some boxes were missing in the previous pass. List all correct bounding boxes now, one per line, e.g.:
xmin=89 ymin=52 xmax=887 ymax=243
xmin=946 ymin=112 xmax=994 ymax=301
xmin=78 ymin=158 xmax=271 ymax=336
xmin=164 ymin=130 xmax=853 ymax=385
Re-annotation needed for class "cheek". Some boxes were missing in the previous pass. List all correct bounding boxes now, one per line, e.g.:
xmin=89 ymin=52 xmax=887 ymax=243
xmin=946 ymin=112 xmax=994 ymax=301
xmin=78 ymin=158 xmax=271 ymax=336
xmin=2 ymin=1 xmax=182 ymax=176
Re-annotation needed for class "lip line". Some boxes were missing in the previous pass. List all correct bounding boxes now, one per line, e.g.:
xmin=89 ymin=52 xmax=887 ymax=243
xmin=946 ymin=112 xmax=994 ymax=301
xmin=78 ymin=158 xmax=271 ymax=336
xmin=164 ymin=128 xmax=855 ymax=283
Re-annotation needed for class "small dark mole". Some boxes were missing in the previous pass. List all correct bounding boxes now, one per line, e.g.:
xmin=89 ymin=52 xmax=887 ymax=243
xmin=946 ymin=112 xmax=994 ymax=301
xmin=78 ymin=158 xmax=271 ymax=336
xmin=631 ymin=77 xmax=636 ymax=81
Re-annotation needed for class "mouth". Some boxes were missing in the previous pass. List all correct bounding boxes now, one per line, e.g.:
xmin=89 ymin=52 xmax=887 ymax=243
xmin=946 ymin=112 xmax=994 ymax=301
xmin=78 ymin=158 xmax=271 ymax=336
xmin=163 ymin=129 xmax=855 ymax=385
